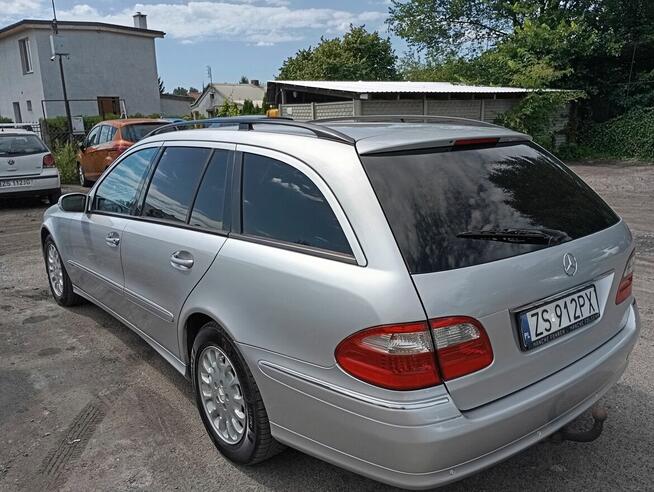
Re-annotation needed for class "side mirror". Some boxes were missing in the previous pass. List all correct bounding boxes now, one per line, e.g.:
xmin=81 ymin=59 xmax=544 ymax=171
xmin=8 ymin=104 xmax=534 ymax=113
xmin=58 ymin=193 xmax=87 ymax=213
xmin=78 ymin=141 xmax=86 ymax=152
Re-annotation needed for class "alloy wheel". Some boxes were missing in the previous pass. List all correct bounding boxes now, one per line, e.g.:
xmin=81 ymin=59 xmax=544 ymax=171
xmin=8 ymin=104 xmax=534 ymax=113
xmin=47 ymin=243 xmax=64 ymax=298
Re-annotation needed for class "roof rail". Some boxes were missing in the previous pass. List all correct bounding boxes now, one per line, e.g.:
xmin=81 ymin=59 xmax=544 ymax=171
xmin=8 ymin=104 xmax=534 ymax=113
xmin=0 ymin=123 xmax=35 ymax=132
xmin=147 ymin=116 xmax=356 ymax=145
xmin=310 ymin=115 xmax=501 ymax=128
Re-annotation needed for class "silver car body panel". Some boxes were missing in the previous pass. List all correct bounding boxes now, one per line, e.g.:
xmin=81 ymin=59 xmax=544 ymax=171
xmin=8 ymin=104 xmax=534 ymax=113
xmin=41 ymin=122 xmax=641 ymax=489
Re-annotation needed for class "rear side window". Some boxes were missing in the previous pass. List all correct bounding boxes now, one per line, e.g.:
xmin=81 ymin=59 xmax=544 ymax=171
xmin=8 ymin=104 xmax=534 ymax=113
xmin=0 ymin=134 xmax=47 ymax=156
xmin=142 ymin=147 xmax=210 ymax=223
xmin=361 ymin=143 xmax=619 ymax=274
xmin=189 ymin=150 xmax=230 ymax=231
xmin=94 ymin=147 xmax=157 ymax=215
xmin=241 ymin=153 xmax=352 ymax=255
xmin=122 ymin=123 xmax=166 ymax=142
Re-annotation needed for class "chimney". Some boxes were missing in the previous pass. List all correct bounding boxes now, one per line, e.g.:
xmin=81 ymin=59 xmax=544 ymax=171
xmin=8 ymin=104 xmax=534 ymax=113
xmin=133 ymin=12 xmax=148 ymax=29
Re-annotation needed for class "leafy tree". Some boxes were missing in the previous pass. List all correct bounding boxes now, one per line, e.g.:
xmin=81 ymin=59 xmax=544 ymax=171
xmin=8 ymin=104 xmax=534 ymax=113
xmin=172 ymin=87 xmax=189 ymax=96
xmin=239 ymin=75 xmax=249 ymax=84
xmin=189 ymin=86 xmax=199 ymax=93
xmin=278 ymin=25 xmax=398 ymax=81
xmin=158 ymin=77 xmax=165 ymax=95
xmin=388 ymin=0 xmax=654 ymax=120
xmin=217 ymin=99 xmax=240 ymax=117
xmin=240 ymin=99 xmax=264 ymax=115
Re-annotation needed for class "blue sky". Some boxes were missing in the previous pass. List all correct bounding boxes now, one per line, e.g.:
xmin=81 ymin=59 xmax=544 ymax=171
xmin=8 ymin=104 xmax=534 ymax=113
xmin=1 ymin=0 xmax=404 ymax=89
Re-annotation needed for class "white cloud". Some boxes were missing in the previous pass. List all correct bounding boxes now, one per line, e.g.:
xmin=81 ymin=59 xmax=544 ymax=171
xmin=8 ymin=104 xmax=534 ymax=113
xmin=0 ymin=0 xmax=42 ymax=21
xmin=48 ymin=1 xmax=387 ymax=46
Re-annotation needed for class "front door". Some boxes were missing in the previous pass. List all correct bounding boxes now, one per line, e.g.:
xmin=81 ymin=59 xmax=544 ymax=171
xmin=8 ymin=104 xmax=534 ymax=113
xmin=67 ymin=145 xmax=160 ymax=313
xmin=120 ymin=144 xmax=233 ymax=355
xmin=97 ymin=97 xmax=120 ymax=119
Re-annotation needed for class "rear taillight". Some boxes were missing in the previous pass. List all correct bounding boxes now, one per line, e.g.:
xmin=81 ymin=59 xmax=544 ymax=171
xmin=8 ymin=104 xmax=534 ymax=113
xmin=335 ymin=322 xmax=441 ymax=390
xmin=430 ymin=317 xmax=493 ymax=380
xmin=42 ymin=153 xmax=55 ymax=168
xmin=113 ymin=141 xmax=132 ymax=155
xmin=335 ymin=317 xmax=494 ymax=390
xmin=616 ymin=250 xmax=635 ymax=304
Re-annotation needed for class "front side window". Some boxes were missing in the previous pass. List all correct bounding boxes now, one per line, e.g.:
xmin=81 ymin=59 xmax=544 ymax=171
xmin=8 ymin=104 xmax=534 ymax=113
xmin=18 ymin=38 xmax=32 ymax=74
xmin=93 ymin=147 xmax=157 ymax=215
xmin=241 ymin=153 xmax=352 ymax=255
xmin=142 ymin=147 xmax=210 ymax=223
xmin=85 ymin=127 xmax=100 ymax=147
xmin=189 ymin=150 xmax=230 ymax=231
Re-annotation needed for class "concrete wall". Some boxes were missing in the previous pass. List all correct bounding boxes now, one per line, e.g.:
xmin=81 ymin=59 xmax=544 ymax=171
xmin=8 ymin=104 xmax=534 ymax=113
xmin=0 ymin=31 xmax=46 ymax=122
xmin=7 ymin=28 xmax=162 ymax=118
xmin=160 ymin=95 xmax=192 ymax=117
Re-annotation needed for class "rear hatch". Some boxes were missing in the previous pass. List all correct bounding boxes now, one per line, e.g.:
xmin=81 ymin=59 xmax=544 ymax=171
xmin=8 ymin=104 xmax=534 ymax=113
xmin=0 ymin=133 xmax=47 ymax=177
xmin=360 ymin=141 xmax=633 ymax=410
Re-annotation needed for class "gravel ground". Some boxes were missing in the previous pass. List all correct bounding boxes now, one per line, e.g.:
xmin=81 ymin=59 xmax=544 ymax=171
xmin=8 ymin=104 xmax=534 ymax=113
xmin=0 ymin=163 xmax=652 ymax=491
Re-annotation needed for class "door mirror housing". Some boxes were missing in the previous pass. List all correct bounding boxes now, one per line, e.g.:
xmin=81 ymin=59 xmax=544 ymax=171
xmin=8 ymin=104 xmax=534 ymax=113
xmin=58 ymin=193 xmax=87 ymax=213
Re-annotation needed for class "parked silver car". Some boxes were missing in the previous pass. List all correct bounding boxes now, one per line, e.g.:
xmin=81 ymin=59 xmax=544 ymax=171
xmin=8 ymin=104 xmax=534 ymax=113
xmin=41 ymin=117 xmax=640 ymax=489
xmin=1 ymin=126 xmax=60 ymax=203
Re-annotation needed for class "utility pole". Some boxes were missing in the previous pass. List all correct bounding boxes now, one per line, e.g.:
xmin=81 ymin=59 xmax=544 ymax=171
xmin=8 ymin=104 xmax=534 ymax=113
xmin=51 ymin=0 xmax=73 ymax=142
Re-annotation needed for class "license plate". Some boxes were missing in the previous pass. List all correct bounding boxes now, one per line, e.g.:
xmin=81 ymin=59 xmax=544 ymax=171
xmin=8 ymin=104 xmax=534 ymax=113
xmin=517 ymin=285 xmax=600 ymax=351
xmin=0 ymin=178 xmax=32 ymax=188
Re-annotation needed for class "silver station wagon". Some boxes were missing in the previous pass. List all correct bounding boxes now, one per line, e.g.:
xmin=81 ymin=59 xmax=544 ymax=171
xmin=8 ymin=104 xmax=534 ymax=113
xmin=41 ymin=117 xmax=640 ymax=489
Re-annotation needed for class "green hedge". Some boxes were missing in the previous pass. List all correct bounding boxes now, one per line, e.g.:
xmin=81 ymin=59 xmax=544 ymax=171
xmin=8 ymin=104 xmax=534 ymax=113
xmin=559 ymin=108 xmax=654 ymax=161
xmin=52 ymin=143 xmax=78 ymax=184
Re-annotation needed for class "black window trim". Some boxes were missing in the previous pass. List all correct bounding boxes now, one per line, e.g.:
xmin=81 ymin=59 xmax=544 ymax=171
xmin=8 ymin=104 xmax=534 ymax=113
xmin=88 ymin=143 xmax=235 ymax=238
xmin=234 ymin=149 xmax=359 ymax=265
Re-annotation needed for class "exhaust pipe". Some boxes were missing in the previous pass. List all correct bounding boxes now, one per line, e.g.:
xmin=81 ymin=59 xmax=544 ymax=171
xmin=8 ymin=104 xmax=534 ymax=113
xmin=551 ymin=405 xmax=608 ymax=443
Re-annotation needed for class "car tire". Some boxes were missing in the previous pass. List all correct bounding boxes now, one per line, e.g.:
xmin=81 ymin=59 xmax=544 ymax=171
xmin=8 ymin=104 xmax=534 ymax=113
xmin=43 ymin=235 xmax=83 ymax=307
xmin=48 ymin=189 xmax=61 ymax=205
xmin=78 ymin=163 xmax=91 ymax=187
xmin=191 ymin=321 xmax=285 ymax=464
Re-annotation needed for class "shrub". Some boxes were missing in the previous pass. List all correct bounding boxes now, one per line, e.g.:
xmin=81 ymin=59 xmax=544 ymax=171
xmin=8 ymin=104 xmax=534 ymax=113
xmin=579 ymin=108 xmax=654 ymax=160
xmin=52 ymin=143 xmax=78 ymax=185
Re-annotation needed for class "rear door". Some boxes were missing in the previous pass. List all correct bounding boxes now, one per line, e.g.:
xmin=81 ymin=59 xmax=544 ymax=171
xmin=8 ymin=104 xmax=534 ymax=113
xmin=360 ymin=142 xmax=633 ymax=410
xmin=80 ymin=126 xmax=102 ymax=180
xmin=120 ymin=143 xmax=233 ymax=355
xmin=0 ymin=133 xmax=47 ymax=178
xmin=94 ymin=125 xmax=118 ymax=175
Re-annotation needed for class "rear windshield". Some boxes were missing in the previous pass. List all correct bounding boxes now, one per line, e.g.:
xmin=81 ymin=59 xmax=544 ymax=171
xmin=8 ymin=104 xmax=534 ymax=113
xmin=0 ymin=134 xmax=47 ymax=156
xmin=361 ymin=143 xmax=619 ymax=274
xmin=122 ymin=123 xmax=166 ymax=142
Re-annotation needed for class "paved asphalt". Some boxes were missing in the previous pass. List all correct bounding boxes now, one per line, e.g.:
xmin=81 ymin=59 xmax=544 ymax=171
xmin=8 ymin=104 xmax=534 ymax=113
xmin=0 ymin=163 xmax=652 ymax=491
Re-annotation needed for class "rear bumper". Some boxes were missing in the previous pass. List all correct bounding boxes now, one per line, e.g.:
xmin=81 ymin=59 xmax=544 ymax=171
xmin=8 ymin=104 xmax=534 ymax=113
xmin=0 ymin=172 xmax=60 ymax=198
xmin=245 ymin=300 xmax=640 ymax=489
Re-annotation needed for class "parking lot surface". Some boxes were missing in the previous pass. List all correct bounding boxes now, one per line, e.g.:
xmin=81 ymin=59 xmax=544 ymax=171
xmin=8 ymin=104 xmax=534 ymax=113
xmin=1 ymin=163 xmax=653 ymax=491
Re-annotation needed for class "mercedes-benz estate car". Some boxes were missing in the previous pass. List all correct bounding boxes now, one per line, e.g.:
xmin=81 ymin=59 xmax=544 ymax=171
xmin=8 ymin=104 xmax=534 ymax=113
xmin=41 ymin=117 xmax=640 ymax=489
xmin=1 ymin=126 xmax=60 ymax=203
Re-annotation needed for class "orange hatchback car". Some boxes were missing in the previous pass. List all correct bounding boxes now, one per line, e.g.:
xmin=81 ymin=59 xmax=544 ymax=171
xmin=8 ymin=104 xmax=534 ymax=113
xmin=77 ymin=118 xmax=168 ymax=186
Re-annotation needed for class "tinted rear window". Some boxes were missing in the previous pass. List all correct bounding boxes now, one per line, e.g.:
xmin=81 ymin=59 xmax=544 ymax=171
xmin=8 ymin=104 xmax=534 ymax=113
xmin=0 ymin=134 xmax=47 ymax=156
xmin=122 ymin=123 xmax=166 ymax=142
xmin=361 ymin=143 xmax=619 ymax=274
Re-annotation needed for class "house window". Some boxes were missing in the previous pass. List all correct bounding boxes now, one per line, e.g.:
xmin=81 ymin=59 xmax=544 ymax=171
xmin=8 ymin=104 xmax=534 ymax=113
xmin=26 ymin=100 xmax=33 ymax=111
xmin=18 ymin=38 xmax=33 ymax=74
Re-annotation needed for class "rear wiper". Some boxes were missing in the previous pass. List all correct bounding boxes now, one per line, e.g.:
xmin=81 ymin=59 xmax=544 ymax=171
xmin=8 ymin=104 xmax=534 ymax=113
xmin=456 ymin=228 xmax=570 ymax=245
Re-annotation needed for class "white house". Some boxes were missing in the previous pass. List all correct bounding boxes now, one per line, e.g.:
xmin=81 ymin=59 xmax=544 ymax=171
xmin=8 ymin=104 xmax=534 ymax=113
xmin=0 ymin=14 xmax=164 ymax=122
xmin=191 ymin=83 xmax=265 ymax=118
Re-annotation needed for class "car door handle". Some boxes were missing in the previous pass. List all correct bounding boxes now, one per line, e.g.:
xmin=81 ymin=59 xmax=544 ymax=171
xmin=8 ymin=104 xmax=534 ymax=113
xmin=105 ymin=232 xmax=120 ymax=247
xmin=170 ymin=251 xmax=194 ymax=270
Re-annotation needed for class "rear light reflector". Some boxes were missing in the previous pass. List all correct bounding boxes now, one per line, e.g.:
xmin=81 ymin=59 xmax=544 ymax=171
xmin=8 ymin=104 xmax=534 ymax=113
xmin=616 ymin=250 xmax=635 ymax=304
xmin=42 ymin=153 xmax=55 ymax=168
xmin=335 ymin=322 xmax=441 ymax=390
xmin=430 ymin=317 xmax=493 ymax=380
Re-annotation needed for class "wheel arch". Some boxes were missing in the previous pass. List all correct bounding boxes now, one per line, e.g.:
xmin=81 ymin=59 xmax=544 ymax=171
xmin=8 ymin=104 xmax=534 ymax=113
xmin=180 ymin=309 xmax=237 ymax=370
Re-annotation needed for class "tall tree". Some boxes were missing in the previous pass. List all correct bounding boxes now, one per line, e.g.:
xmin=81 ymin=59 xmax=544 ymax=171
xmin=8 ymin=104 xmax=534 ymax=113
xmin=172 ymin=86 xmax=189 ymax=96
xmin=388 ymin=0 xmax=654 ymax=119
xmin=158 ymin=76 xmax=165 ymax=95
xmin=278 ymin=25 xmax=398 ymax=81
